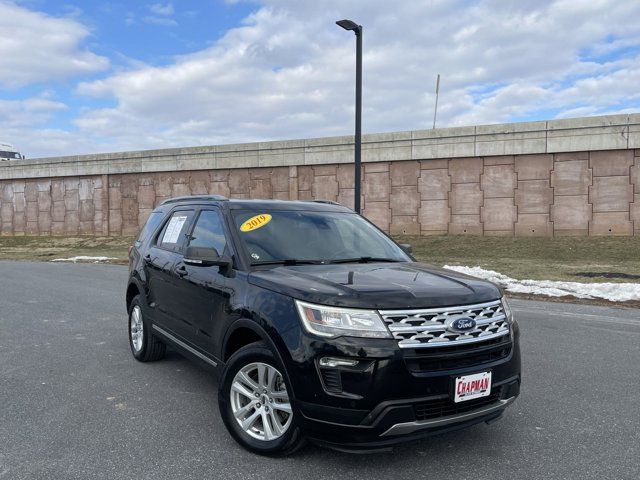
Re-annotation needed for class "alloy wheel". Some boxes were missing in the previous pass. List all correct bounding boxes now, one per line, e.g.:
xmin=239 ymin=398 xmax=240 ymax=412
xmin=230 ymin=362 xmax=292 ymax=441
xmin=130 ymin=305 xmax=144 ymax=353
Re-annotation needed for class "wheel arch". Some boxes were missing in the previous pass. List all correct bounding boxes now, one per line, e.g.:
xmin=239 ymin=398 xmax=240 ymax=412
xmin=223 ymin=319 xmax=275 ymax=361
xmin=223 ymin=319 xmax=296 ymax=382
xmin=222 ymin=317 xmax=299 ymax=406
xmin=125 ymin=278 xmax=144 ymax=312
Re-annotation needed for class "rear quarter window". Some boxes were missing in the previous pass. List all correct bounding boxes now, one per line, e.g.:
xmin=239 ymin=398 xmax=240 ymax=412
xmin=136 ymin=211 xmax=164 ymax=244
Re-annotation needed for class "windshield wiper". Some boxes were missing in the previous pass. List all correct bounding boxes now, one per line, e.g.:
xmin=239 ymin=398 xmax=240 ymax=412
xmin=252 ymin=257 xmax=403 ymax=266
xmin=326 ymin=257 xmax=402 ymax=264
xmin=251 ymin=259 xmax=324 ymax=266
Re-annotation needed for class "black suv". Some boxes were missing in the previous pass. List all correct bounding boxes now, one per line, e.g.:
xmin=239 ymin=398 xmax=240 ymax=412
xmin=126 ymin=195 xmax=521 ymax=455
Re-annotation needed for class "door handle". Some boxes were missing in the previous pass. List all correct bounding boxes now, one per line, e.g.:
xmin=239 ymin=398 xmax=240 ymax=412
xmin=176 ymin=265 xmax=188 ymax=277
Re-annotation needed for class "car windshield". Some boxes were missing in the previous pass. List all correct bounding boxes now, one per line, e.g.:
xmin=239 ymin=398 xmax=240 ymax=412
xmin=232 ymin=210 xmax=410 ymax=264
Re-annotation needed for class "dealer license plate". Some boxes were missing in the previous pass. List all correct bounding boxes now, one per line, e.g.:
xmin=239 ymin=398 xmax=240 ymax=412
xmin=454 ymin=371 xmax=492 ymax=403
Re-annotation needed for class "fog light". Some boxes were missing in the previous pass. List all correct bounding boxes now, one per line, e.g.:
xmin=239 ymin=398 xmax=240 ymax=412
xmin=319 ymin=357 xmax=359 ymax=368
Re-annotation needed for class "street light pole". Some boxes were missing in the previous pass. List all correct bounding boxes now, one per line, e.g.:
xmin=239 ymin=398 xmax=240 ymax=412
xmin=336 ymin=19 xmax=363 ymax=214
xmin=432 ymin=73 xmax=440 ymax=130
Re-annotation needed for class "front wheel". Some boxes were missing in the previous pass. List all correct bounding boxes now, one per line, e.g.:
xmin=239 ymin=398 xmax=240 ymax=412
xmin=218 ymin=341 xmax=305 ymax=455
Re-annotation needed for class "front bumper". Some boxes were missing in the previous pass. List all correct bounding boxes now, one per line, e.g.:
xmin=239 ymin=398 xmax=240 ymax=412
xmin=380 ymin=395 xmax=516 ymax=437
xmin=282 ymin=321 xmax=522 ymax=450
xmin=297 ymin=375 xmax=520 ymax=451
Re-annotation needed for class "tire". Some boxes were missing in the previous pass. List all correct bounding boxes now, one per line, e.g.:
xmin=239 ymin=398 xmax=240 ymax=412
xmin=128 ymin=295 xmax=166 ymax=362
xmin=218 ymin=341 xmax=305 ymax=456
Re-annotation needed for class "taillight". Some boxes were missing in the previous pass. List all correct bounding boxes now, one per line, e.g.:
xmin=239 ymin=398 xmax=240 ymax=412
xmin=128 ymin=245 xmax=134 ymax=256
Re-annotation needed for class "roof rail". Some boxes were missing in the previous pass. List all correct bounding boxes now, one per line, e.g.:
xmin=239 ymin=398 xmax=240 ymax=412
xmin=160 ymin=195 xmax=228 ymax=205
xmin=309 ymin=199 xmax=342 ymax=206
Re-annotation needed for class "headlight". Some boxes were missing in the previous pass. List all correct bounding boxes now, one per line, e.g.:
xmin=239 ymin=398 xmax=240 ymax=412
xmin=501 ymin=296 xmax=514 ymax=323
xmin=295 ymin=300 xmax=391 ymax=339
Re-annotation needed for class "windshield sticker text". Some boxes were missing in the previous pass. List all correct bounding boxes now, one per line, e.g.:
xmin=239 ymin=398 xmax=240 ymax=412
xmin=240 ymin=214 xmax=272 ymax=232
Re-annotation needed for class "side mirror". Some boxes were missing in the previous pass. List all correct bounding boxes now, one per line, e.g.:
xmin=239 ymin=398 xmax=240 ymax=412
xmin=399 ymin=243 xmax=412 ymax=254
xmin=184 ymin=246 xmax=231 ymax=270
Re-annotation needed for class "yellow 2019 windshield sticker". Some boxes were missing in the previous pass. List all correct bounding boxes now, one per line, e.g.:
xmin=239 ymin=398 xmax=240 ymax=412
xmin=240 ymin=214 xmax=272 ymax=232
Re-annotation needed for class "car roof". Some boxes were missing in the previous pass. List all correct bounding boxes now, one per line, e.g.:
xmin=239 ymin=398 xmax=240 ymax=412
xmin=158 ymin=195 xmax=353 ymax=213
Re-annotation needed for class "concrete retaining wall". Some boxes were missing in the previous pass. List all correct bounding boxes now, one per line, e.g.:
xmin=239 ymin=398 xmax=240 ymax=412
xmin=0 ymin=114 xmax=639 ymax=236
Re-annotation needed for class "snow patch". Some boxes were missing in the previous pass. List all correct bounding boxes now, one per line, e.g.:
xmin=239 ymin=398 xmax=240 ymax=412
xmin=51 ymin=256 xmax=117 ymax=263
xmin=443 ymin=265 xmax=640 ymax=302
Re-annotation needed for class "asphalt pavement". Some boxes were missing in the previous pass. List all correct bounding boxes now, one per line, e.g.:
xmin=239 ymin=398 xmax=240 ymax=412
xmin=1 ymin=261 xmax=639 ymax=480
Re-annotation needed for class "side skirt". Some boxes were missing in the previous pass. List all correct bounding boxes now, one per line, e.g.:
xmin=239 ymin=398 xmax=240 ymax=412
xmin=152 ymin=324 xmax=221 ymax=368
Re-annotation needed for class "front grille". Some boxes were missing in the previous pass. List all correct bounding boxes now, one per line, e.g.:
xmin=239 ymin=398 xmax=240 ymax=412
xmin=379 ymin=300 xmax=510 ymax=349
xmin=414 ymin=387 xmax=503 ymax=421
xmin=404 ymin=336 xmax=512 ymax=372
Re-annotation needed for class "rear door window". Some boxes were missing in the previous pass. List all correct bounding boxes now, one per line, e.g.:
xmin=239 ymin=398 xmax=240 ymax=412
xmin=155 ymin=210 xmax=194 ymax=253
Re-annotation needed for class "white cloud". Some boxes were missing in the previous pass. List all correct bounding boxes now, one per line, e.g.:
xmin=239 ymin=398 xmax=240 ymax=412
xmin=142 ymin=16 xmax=178 ymax=26
xmin=149 ymin=3 xmax=174 ymax=16
xmin=10 ymin=0 xmax=640 ymax=156
xmin=0 ymin=1 xmax=109 ymax=88
xmin=0 ymin=94 xmax=97 ymax=157
xmin=0 ymin=95 xmax=67 ymax=128
xmin=143 ymin=2 xmax=177 ymax=26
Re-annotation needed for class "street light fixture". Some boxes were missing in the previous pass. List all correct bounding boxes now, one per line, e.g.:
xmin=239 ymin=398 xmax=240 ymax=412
xmin=336 ymin=18 xmax=363 ymax=214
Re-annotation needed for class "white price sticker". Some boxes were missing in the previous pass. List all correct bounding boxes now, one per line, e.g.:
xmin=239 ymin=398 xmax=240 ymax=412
xmin=162 ymin=215 xmax=188 ymax=244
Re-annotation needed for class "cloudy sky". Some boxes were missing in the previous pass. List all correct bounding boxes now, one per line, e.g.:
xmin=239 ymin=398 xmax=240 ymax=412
xmin=1 ymin=0 xmax=640 ymax=158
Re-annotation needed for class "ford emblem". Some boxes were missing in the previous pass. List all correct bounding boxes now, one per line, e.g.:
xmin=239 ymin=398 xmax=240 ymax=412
xmin=446 ymin=316 xmax=477 ymax=333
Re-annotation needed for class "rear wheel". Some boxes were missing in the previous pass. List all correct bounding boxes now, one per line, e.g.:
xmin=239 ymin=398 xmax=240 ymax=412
xmin=218 ymin=341 xmax=305 ymax=455
xmin=128 ymin=295 xmax=166 ymax=362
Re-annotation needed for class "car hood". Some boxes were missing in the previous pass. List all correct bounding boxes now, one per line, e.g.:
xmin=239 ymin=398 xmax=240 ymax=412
xmin=248 ymin=262 xmax=501 ymax=309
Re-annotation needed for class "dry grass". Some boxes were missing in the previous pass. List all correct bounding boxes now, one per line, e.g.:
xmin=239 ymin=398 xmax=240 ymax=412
xmin=393 ymin=234 xmax=640 ymax=283
xmin=1 ymin=235 xmax=639 ymax=287
xmin=0 ymin=235 xmax=134 ymax=263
